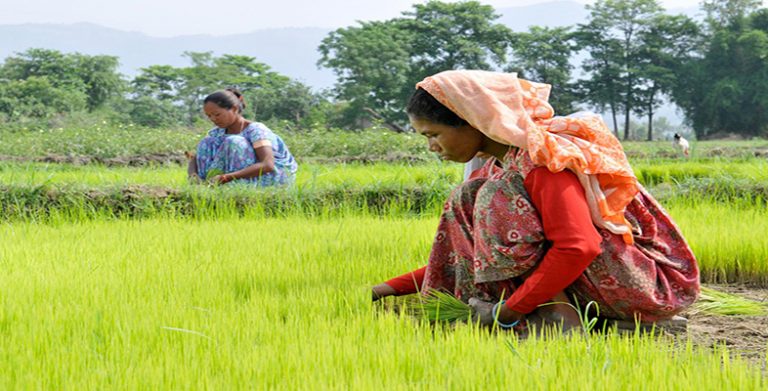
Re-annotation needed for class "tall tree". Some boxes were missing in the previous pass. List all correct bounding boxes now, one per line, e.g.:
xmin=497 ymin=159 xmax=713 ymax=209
xmin=131 ymin=65 xmax=185 ymax=101
xmin=634 ymin=14 xmax=700 ymax=140
xmin=507 ymin=26 xmax=579 ymax=114
xmin=579 ymin=0 xmax=663 ymax=140
xmin=318 ymin=1 xmax=512 ymax=129
xmin=131 ymin=52 xmax=315 ymax=127
xmin=404 ymin=1 xmax=511 ymax=78
xmin=671 ymin=5 xmax=768 ymax=138
xmin=702 ymin=0 xmax=762 ymax=28
xmin=71 ymin=54 xmax=123 ymax=109
xmin=318 ymin=20 xmax=413 ymax=129
xmin=574 ymin=22 xmax=624 ymax=136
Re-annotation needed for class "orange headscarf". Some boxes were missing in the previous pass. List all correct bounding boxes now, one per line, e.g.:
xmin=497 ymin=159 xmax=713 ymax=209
xmin=416 ymin=70 xmax=638 ymax=244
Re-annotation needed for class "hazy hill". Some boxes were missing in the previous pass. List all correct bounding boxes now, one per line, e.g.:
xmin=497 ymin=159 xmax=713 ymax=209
xmin=0 ymin=22 xmax=335 ymax=88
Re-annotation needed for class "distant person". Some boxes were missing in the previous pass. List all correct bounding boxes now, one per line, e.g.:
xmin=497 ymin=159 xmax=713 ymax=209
xmin=673 ymin=133 xmax=690 ymax=157
xmin=187 ymin=88 xmax=298 ymax=186
xmin=371 ymin=70 xmax=700 ymax=332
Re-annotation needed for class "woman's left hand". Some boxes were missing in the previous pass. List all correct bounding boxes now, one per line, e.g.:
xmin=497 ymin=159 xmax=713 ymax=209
xmin=468 ymin=298 xmax=523 ymax=327
xmin=468 ymin=298 xmax=496 ymax=326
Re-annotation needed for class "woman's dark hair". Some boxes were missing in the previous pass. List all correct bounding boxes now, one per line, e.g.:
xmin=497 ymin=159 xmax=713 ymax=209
xmin=204 ymin=88 xmax=245 ymax=113
xmin=406 ymin=87 xmax=467 ymax=127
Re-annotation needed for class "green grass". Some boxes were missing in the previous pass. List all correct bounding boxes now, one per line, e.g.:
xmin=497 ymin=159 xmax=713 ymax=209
xmin=667 ymin=198 xmax=768 ymax=285
xmin=1 ymin=159 xmax=767 ymax=285
xmin=0 ymin=161 xmax=463 ymax=188
xmin=633 ymin=159 xmax=768 ymax=186
xmin=622 ymin=139 xmax=768 ymax=159
xmin=3 ymin=154 xmax=767 ymax=192
xmin=0 ymin=217 xmax=764 ymax=389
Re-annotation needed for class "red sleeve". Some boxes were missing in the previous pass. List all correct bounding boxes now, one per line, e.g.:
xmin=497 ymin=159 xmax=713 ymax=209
xmin=504 ymin=167 xmax=603 ymax=314
xmin=384 ymin=266 xmax=426 ymax=295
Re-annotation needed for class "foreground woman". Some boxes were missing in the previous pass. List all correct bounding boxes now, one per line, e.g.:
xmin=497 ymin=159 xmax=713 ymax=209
xmin=188 ymin=88 xmax=298 ymax=186
xmin=372 ymin=70 xmax=699 ymax=331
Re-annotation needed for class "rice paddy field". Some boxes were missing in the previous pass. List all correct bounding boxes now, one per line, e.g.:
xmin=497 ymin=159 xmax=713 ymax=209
xmin=1 ymin=128 xmax=767 ymax=388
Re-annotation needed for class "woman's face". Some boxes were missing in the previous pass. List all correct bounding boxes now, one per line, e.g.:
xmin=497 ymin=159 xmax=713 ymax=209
xmin=410 ymin=116 xmax=483 ymax=163
xmin=203 ymin=102 xmax=239 ymax=128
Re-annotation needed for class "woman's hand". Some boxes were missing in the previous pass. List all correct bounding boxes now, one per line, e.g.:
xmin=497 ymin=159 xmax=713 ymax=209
xmin=207 ymin=174 xmax=235 ymax=185
xmin=371 ymin=283 xmax=397 ymax=301
xmin=468 ymin=298 xmax=523 ymax=327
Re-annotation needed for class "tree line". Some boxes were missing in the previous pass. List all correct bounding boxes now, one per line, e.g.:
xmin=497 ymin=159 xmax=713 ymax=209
xmin=1 ymin=0 xmax=766 ymax=140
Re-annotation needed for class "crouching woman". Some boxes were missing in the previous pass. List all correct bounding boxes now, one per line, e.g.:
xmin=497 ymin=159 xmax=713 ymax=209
xmin=188 ymin=89 xmax=298 ymax=186
xmin=372 ymin=71 xmax=700 ymax=331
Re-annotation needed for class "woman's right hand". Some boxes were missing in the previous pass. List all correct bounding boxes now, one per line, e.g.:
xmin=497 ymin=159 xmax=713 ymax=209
xmin=371 ymin=283 xmax=397 ymax=301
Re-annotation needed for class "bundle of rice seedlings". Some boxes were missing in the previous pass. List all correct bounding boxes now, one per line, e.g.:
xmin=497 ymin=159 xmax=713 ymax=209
xmin=408 ymin=290 xmax=472 ymax=322
xmin=689 ymin=287 xmax=768 ymax=316
xmin=206 ymin=168 xmax=224 ymax=180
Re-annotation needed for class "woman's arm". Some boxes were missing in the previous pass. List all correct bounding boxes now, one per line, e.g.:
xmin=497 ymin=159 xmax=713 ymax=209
xmin=187 ymin=156 xmax=201 ymax=182
xmin=500 ymin=167 xmax=603 ymax=318
xmin=213 ymin=145 xmax=275 ymax=183
xmin=372 ymin=266 xmax=427 ymax=301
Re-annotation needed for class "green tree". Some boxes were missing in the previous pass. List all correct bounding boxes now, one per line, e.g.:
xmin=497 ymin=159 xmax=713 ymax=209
xmin=574 ymin=23 xmax=624 ymax=136
xmin=124 ymin=96 xmax=183 ymax=128
xmin=318 ymin=20 xmax=413 ymax=129
xmin=579 ymin=0 xmax=664 ymax=140
xmin=71 ymin=53 xmax=124 ymax=109
xmin=702 ymin=0 xmax=762 ymax=29
xmin=131 ymin=65 xmax=185 ymax=101
xmin=0 ymin=76 xmax=87 ymax=120
xmin=507 ymin=26 xmax=579 ymax=113
xmin=318 ymin=1 xmax=512 ymax=129
xmin=671 ymin=5 xmax=768 ymax=138
xmin=634 ymin=14 xmax=700 ymax=140
xmin=404 ymin=1 xmax=511 ymax=78
xmin=0 ymin=48 xmax=123 ymax=111
xmin=1 ymin=48 xmax=84 ymax=91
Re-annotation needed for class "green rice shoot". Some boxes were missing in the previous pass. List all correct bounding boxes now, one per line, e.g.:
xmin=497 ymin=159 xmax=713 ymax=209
xmin=689 ymin=287 xmax=768 ymax=316
xmin=205 ymin=168 xmax=224 ymax=180
xmin=408 ymin=290 xmax=472 ymax=322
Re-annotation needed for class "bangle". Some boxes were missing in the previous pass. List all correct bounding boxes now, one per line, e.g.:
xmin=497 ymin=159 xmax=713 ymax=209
xmin=492 ymin=301 xmax=520 ymax=329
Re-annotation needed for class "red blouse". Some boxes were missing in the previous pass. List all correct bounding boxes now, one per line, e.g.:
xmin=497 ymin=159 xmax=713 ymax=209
xmin=384 ymin=166 xmax=603 ymax=314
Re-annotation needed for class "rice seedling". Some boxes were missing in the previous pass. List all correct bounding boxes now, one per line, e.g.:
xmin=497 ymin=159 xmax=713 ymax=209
xmin=407 ymin=290 xmax=472 ymax=322
xmin=0 ymin=161 xmax=463 ymax=189
xmin=666 ymin=198 xmax=768 ymax=285
xmin=0 ymin=216 xmax=765 ymax=389
xmin=690 ymin=287 xmax=768 ymax=316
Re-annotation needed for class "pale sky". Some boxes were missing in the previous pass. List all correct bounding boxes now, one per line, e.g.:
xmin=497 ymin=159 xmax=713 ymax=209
xmin=0 ymin=0 xmax=731 ymax=37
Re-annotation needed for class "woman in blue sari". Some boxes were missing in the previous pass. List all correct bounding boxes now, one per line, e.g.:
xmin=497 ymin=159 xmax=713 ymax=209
xmin=187 ymin=88 xmax=298 ymax=186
